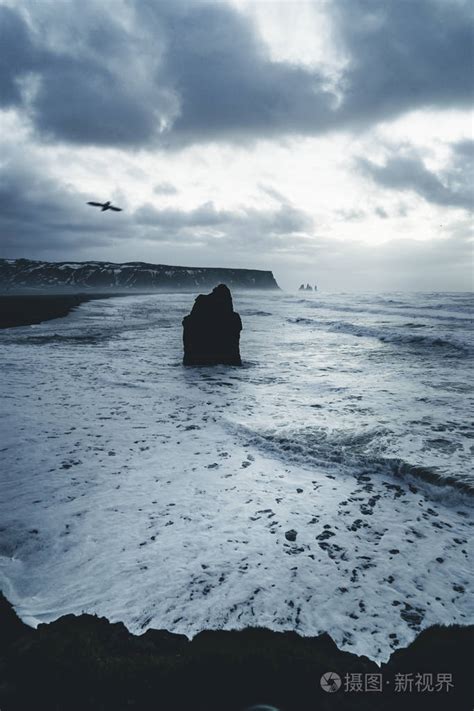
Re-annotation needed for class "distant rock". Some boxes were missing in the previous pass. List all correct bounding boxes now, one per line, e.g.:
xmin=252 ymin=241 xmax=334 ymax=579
xmin=305 ymin=284 xmax=313 ymax=291
xmin=299 ymin=283 xmax=305 ymax=291
xmin=183 ymin=284 xmax=242 ymax=366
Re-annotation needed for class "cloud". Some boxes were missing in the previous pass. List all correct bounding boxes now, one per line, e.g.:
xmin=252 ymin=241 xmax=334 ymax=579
xmin=0 ymin=144 xmax=133 ymax=256
xmin=335 ymin=208 xmax=366 ymax=222
xmin=150 ymin=1 xmax=335 ymax=146
xmin=357 ymin=140 xmax=474 ymax=212
xmin=0 ymin=1 xmax=333 ymax=147
xmin=154 ymin=182 xmax=178 ymax=195
xmin=0 ymin=135 xmax=313 ymax=261
xmin=1 ymin=138 xmax=471 ymax=291
xmin=1 ymin=0 xmax=471 ymax=149
xmin=1 ymin=0 xmax=472 ymax=291
xmin=332 ymin=0 xmax=474 ymax=127
xmin=0 ymin=2 xmax=177 ymax=147
xmin=452 ymin=139 xmax=474 ymax=160
xmin=0 ymin=4 xmax=37 ymax=107
xmin=134 ymin=199 xmax=313 ymax=244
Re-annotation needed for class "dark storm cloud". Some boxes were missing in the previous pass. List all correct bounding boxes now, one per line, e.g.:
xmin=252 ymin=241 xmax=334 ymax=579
xmin=0 ymin=0 xmax=332 ymax=147
xmin=1 ymin=0 xmax=472 ymax=148
xmin=357 ymin=140 xmax=474 ymax=212
xmin=32 ymin=59 xmax=164 ymax=146
xmin=0 ymin=2 xmax=175 ymax=146
xmin=331 ymin=0 xmax=474 ymax=127
xmin=0 ymin=5 xmax=37 ymax=106
xmin=147 ymin=1 xmax=333 ymax=145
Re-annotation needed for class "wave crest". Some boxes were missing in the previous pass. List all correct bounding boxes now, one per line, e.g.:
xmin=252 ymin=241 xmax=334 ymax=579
xmin=232 ymin=423 xmax=474 ymax=498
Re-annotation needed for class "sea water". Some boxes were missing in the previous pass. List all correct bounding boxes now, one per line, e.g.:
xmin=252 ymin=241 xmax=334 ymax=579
xmin=0 ymin=290 xmax=472 ymax=661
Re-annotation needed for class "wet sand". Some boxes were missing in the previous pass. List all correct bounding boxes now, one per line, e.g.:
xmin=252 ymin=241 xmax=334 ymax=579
xmin=0 ymin=293 xmax=127 ymax=329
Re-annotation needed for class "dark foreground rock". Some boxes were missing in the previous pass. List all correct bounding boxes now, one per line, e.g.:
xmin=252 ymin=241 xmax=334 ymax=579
xmin=0 ymin=594 xmax=472 ymax=711
xmin=183 ymin=284 xmax=242 ymax=366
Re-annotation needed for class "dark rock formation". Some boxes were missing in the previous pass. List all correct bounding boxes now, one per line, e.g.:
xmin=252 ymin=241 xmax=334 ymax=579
xmin=0 ymin=593 xmax=472 ymax=711
xmin=0 ymin=259 xmax=280 ymax=292
xmin=183 ymin=284 xmax=242 ymax=366
xmin=299 ymin=283 xmax=305 ymax=291
xmin=305 ymin=283 xmax=313 ymax=291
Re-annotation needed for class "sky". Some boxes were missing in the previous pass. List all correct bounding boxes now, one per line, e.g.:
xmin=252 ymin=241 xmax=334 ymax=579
xmin=0 ymin=0 xmax=472 ymax=291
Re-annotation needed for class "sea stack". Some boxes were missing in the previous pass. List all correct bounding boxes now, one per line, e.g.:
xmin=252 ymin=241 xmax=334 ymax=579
xmin=182 ymin=284 xmax=242 ymax=366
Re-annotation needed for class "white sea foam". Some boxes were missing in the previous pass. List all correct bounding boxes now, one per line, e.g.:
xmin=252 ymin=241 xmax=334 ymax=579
xmin=0 ymin=291 xmax=472 ymax=662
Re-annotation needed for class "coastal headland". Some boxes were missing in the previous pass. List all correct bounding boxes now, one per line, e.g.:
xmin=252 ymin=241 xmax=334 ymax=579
xmin=0 ymin=258 xmax=280 ymax=292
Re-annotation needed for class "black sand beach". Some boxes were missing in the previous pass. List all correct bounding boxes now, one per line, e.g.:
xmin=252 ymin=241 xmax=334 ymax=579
xmin=0 ymin=594 xmax=472 ymax=711
xmin=0 ymin=293 xmax=125 ymax=329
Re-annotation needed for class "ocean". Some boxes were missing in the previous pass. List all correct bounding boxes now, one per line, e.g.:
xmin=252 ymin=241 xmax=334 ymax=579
xmin=0 ymin=290 xmax=472 ymax=662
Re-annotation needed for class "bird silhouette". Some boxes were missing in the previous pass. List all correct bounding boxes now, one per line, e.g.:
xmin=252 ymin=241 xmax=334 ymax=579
xmin=87 ymin=200 xmax=122 ymax=212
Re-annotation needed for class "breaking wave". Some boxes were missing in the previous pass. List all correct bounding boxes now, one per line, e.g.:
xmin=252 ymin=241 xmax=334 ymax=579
xmin=232 ymin=423 xmax=474 ymax=499
xmin=288 ymin=317 xmax=471 ymax=354
xmin=327 ymin=321 xmax=471 ymax=354
xmin=240 ymin=310 xmax=273 ymax=317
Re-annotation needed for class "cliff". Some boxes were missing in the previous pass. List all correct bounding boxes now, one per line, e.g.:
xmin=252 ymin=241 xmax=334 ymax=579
xmin=0 ymin=259 xmax=280 ymax=292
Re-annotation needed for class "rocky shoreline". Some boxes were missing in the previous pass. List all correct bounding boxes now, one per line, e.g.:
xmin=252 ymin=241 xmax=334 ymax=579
xmin=0 ymin=594 xmax=472 ymax=710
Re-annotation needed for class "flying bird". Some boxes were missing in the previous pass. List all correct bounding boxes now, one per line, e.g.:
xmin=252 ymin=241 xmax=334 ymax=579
xmin=87 ymin=200 xmax=122 ymax=212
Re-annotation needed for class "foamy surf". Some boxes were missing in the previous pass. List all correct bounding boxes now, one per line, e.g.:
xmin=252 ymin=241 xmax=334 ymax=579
xmin=0 ymin=290 xmax=472 ymax=663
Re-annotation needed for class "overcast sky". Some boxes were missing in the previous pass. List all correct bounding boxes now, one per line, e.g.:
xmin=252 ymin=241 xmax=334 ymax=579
xmin=0 ymin=0 xmax=472 ymax=290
